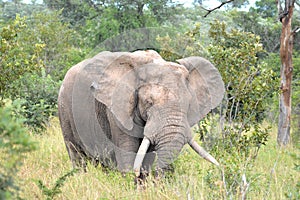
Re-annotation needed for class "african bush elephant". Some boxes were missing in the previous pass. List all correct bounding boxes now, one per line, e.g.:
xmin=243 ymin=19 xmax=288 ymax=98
xmin=58 ymin=50 xmax=224 ymax=177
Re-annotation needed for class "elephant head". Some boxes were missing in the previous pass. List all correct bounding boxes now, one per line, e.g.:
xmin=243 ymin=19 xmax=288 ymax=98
xmin=91 ymin=50 xmax=224 ymax=176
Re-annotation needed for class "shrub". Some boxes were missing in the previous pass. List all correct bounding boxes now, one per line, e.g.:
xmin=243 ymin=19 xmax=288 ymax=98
xmin=197 ymin=20 xmax=277 ymax=197
xmin=21 ymin=10 xmax=86 ymax=81
xmin=157 ymin=23 xmax=209 ymax=61
xmin=0 ymin=102 xmax=36 ymax=199
xmin=10 ymin=69 xmax=60 ymax=131
xmin=0 ymin=15 xmax=44 ymax=98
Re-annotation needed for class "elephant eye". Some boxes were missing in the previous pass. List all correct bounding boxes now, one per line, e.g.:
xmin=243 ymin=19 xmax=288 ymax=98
xmin=146 ymin=98 xmax=153 ymax=106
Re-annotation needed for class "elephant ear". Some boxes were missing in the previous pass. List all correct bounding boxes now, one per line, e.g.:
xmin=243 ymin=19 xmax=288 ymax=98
xmin=91 ymin=53 xmax=137 ymax=131
xmin=177 ymin=57 xmax=225 ymax=126
xmin=90 ymin=50 xmax=163 ymax=131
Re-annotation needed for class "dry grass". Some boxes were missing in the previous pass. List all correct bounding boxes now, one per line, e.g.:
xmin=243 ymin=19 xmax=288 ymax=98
xmin=13 ymin=118 xmax=299 ymax=199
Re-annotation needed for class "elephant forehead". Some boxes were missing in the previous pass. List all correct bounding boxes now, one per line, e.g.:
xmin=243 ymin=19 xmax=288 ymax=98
xmin=138 ymin=63 xmax=187 ymax=82
xmin=140 ymin=84 xmax=169 ymax=97
xmin=139 ymin=84 xmax=176 ymax=101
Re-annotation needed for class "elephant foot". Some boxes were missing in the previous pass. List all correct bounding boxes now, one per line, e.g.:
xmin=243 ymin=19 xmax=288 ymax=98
xmin=71 ymin=158 xmax=87 ymax=172
xmin=66 ymin=142 xmax=88 ymax=172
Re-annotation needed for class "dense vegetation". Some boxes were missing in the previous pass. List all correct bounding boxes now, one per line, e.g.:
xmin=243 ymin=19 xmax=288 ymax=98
xmin=0 ymin=0 xmax=299 ymax=199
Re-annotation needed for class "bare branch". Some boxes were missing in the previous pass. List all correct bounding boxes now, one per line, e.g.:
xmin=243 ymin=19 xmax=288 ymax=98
xmin=292 ymin=26 xmax=300 ymax=34
xmin=276 ymin=0 xmax=283 ymax=14
xmin=289 ymin=0 xmax=296 ymax=7
xmin=276 ymin=0 xmax=292 ymax=22
xmin=201 ymin=0 xmax=234 ymax=18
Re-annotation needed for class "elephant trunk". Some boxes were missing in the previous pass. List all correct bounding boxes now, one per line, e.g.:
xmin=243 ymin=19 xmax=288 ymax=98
xmin=156 ymin=129 xmax=186 ymax=167
xmin=133 ymin=106 xmax=220 ymax=177
xmin=154 ymin=111 xmax=188 ymax=171
xmin=153 ymin=107 xmax=220 ymax=168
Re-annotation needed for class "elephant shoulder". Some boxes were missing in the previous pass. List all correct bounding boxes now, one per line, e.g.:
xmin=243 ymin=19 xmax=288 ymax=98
xmin=63 ymin=60 xmax=89 ymax=84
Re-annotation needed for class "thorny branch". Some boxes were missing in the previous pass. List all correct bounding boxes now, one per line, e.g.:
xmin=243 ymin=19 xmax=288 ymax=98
xmin=201 ymin=0 xmax=234 ymax=17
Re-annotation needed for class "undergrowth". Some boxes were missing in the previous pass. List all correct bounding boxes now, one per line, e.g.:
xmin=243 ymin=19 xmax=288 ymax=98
xmin=11 ymin=118 xmax=300 ymax=199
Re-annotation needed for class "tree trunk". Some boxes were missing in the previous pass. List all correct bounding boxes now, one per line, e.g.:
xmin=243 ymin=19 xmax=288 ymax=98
xmin=277 ymin=2 xmax=295 ymax=146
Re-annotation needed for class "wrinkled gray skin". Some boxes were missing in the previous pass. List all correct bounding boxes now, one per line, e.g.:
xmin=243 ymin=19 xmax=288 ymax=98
xmin=58 ymin=50 xmax=224 ymax=176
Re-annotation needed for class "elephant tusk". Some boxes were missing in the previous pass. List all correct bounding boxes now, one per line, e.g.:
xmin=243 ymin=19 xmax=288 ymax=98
xmin=188 ymin=139 xmax=220 ymax=166
xmin=133 ymin=137 xmax=151 ymax=177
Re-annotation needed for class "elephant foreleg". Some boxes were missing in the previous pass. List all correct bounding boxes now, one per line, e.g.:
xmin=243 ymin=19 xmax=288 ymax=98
xmin=107 ymin=111 xmax=141 ymax=172
xmin=65 ymin=141 xmax=88 ymax=171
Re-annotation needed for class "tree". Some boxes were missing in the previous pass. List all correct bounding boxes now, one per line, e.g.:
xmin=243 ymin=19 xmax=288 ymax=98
xmin=277 ymin=0 xmax=300 ymax=146
xmin=42 ymin=0 xmax=94 ymax=25
xmin=21 ymin=10 xmax=84 ymax=80
xmin=200 ymin=0 xmax=249 ymax=17
xmin=43 ymin=0 xmax=180 ymax=45
xmin=277 ymin=0 xmax=299 ymax=146
xmin=230 ymin=10 xmax=282 ymax=53
xmin=246 ymin=0 xmax=300 ymax=52
xmin=0 ymin=0 xmax=45 ymax=21
xmin=250 ymin=0 xmax=278 ymax=18
xmin=199 ymin=0 xmax=300 ymax=147
xmin=207 ymin=20 xmax=276 ymax=198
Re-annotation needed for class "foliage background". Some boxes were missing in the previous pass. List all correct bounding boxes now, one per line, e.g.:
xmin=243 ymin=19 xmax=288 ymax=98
xmin=0 ymin=0 xmax=299 ymax=199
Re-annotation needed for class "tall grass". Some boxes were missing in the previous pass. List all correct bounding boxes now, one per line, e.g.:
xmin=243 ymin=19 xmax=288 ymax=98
xmin=15 ymin=118 xmax=299 ymax=199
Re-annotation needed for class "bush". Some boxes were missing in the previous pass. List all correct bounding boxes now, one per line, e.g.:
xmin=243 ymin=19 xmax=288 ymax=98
xmin=157 ymin=23 xmax=209 ymax=61
xmin=0 ymin=15 xmax=44 ymax=98
xmin=0 ymin=102 xmax=36 ymax=199
xmin=198 ymin=20 xmax=277 ymax=197
xmin=10 ymin=69 xmax=60 ymax=131
xmin=18 ymin=10 xmax=86 ymax=81
xmin=1 ymin=12 xmax=80 ymax=132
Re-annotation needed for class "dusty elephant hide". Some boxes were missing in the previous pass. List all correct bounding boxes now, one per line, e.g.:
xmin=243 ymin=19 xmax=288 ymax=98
xmin=58 ymin=50 xmax=224 ymax=177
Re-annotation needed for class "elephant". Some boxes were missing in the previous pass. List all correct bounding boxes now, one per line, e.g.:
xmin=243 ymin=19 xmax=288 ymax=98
xmin=58 ymin=50 xmax=224 ymax=178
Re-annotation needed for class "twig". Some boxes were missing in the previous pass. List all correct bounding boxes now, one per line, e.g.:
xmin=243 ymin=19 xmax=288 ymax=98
xmin=201 ymin=0 xmax=234 ymax=17
xmin=292 ymin=26 xmax=300 ymax=34
xmin=240 ymin=174 xmax=249 ymax=200
xmin=276 ymin=0 xmax=283 ymax=15
xmin=220 ymin=168 xmax=228 ymax=199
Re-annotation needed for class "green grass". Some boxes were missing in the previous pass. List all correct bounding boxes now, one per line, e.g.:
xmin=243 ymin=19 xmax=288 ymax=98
xmin=14 ymin=118 xmax=300 ymax=199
